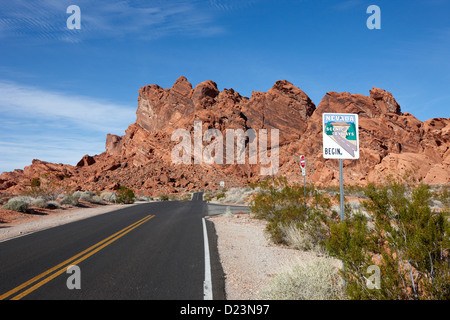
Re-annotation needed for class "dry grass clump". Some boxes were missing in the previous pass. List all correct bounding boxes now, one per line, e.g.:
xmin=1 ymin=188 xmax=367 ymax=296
xmin=259 ymin=257 xmax=345 ymax=300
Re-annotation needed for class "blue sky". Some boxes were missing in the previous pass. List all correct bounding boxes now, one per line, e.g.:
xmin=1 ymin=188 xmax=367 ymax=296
xmin=0 ymin=0 xmax=449 ymax=173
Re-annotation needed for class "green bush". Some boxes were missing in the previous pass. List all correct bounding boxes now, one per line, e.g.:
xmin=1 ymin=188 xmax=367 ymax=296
xmin=158 ymin=194 xmax=169 ymax=201
xmin=215 ymin=192 xmax=226 ymax=200
xmin=30 ymin=177 xmax=41 ymax=188
xmin=2 ymin=199 xmax=29 ymax=213
xmin=31 ymin=198 xmax=48 ymax=209
xmin=249 ymin=177 xmax=332 ymax=248
xmin=60 ymin=195 xmax=79 ymax=206
xmin=116 ymin=186 xmax=135 ymax=204
xmin=250 ymin=176 xmax=450 ymax=300
xmin=326 ymin=182 xmax=450 ymax=300
xmin=79 ymin=193 xmax=93 ymax=202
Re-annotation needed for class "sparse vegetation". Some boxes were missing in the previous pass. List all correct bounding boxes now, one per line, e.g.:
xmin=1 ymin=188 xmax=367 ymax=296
xmin=249 ymin=176 xmax=450 ymax=300
xmin=60 ymin=194 xmax=79 ymax=206
xmin=116 ymin=186 xmax=135 ymax=204
xmin=100 ymin=191 xmax=117 ymax=203
xmin=259 ymin=258 xmax=345 ymax=300
xmin=158 ymin=193 xmax=169 ymax=201
xmin=249 ymin=176 xmax=333 ymax=249
xmin=206 ymin=187 xmax=256 ymax=204
xmin=2 ymin=199 xmax=29 ymax=213
xmin=326 ymin=182 xmax=450 ymax=300
xmin=90 ymin=195 xmax=105 ymax=204
xmin=31 ymin=198 xmax=49 ymax=209
xmin=179 ymin=193 xmax=192 ymax=202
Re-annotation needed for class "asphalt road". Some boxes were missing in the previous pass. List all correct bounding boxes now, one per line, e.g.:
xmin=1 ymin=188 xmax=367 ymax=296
xmin=0 ymin=192 xmax=225 ymax=300
xmin=332 ymin=132 xmax=357 ymax=157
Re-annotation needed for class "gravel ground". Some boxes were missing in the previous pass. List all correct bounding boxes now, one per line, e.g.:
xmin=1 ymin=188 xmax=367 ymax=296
xmin=207 ymin=213 xmax=324 ymax=300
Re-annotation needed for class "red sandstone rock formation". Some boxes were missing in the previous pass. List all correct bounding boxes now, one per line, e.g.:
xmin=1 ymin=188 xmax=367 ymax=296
xmin=0 ymin=77 xmax=448 ymax=195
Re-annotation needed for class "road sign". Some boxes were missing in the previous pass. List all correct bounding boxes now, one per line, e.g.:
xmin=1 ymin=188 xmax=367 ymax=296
xmin=220 ymin=181 xmax=225 ymax=188
xmin=300 ymin=155 xmax=305 ymax=168
xmin=323 ymin=113 xmax=359 ymax=159
xmin=301 ymin=167 xmax=306 ymax=176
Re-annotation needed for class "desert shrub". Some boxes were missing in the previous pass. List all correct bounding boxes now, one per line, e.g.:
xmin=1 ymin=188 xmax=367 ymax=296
xmin=158 ymin=194 xmax=169 ymax=201
xmin=2 ymin=199 xmax=29 ymax=213
xmin=8 ymin=196 xmax=35 ymax=205
xmin=90 ymin=195 xmax=104 ymax=204
xmin=116 ymin=186 xmax=135 ymax=204
xmin=179 ymin=193 xmax=191 ymax=202
xmin=24 ymin=174 xmax=64 ymax=200
xmin=280 ymin=222 xmax=326 ymax=254
xmin=259 ymin=258 xmax=345 ymax=300
xmin=60 ymin=195 xmax=79 ymax=206
xmin=79 ymin=193 xmax=93 ymax=202
xmin=46 ymin=201 xmax=60 ymax=209
xmin=435 ymin=185 xmax=450 ymax=209
xmin=215 ymin=192 xmax=226 ymax=201
xmin=72 ymin=191 xmax=83 ymax=200
xmin=31 ymin=198 xmax=48 ymax=209
xmin=100 ymin=191 xmax=117 ymax=203
xmin=203 ymin=192 xmax=213 ymax=202
xmin=326 ymin=182 xmax=450 ymax=300
xmin=72 ymin=191 xmax=94 ymax=202
xmin=222 ymin=206 xmax=234 ymax=217
xmin=31 ymin=177 xmax=41 ymax=188
xmin=249 ymin=177 xmax=332 ymax=248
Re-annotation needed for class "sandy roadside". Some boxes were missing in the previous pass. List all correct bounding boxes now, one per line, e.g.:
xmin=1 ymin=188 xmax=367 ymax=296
xmin=0 ymin=203 xmax=140 ymax=242
xmin=207 ymin=213 xmax=326 ymax=300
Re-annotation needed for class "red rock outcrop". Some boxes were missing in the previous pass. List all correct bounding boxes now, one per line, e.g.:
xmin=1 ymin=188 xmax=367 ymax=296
xmin=0 ymin=77 xmax=448 ymax=196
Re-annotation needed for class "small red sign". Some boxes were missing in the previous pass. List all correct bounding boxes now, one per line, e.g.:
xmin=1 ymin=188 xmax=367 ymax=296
xmin=300 ymin=155 xmax=305 ymax=168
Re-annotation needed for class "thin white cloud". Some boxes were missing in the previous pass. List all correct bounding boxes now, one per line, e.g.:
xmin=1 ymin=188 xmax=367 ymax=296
xmin=0 ymin=0 xmax=225 ymax=42
xmin=0 ymin=80 xmax=134 ymax=133
xmin=0 ymin=138 xmax=106 ymax=173
xmin=209 ymin=0 xmax=261 ymax=11
xmin=331 ymin=0 xmax=365 ymax=11
xmin=0 ymin=80 xmax=135 ymax=173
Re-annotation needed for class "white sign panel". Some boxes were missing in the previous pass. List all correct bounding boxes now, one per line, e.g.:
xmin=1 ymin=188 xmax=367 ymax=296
xmin=323 ymin=113 xmax=359 ymax=159
xmin=220 ymin=181 xmax=225 ymax=188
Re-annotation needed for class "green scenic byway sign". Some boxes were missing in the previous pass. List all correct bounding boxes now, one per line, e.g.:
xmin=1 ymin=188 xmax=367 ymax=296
xmin=322 ymin=113 xmax=359 ymax=159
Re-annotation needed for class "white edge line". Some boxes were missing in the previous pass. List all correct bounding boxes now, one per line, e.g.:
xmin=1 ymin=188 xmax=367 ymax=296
xmin=202 ymin=217 xmax=213 ymax=300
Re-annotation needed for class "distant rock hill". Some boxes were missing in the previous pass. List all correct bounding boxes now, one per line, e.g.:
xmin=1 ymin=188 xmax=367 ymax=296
xmin=1 ymin=77 xmax=449 ymax=195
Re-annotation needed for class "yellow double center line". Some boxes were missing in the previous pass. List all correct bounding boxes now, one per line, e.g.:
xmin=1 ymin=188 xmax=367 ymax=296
xmin=0 ymin=214 xmax=155 ymax=300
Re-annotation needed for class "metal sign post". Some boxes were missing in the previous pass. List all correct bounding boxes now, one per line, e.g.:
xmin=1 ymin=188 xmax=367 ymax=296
xmin=322 ymin=113 xmax=360 ymax=218
xmin=323 ymin=113 xmax=360 ymax=290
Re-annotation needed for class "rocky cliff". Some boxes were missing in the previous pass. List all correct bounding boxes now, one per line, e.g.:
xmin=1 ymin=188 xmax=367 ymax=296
xmin=1 ymin=77 xmax=449 ymax=195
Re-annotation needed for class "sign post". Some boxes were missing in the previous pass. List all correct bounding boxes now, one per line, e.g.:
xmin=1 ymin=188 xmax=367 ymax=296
xmin=322 ymin=113 xmax=360 ymax=218
xmin=300 ymin=155 xmax=306 ymax=205
xmin=323 ymin=113 xmax=359 ymax=289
